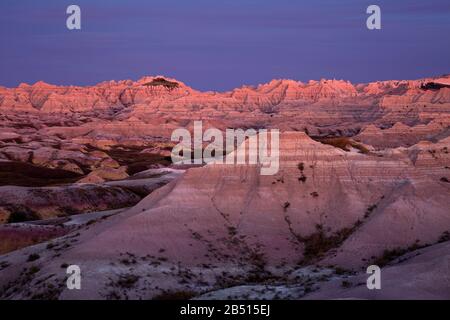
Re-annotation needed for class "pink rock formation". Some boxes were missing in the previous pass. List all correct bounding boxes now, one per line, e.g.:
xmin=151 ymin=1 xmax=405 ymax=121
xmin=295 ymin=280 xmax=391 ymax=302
xmin=0 ymin=132 xmax=448 ymax=299
xmin=0 ymin=74 xmax=449 ymax=300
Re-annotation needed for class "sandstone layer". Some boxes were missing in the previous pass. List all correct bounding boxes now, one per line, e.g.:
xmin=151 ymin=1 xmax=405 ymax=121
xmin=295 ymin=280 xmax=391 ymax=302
xmin=0 ymin=75 xmax=449 ymax=299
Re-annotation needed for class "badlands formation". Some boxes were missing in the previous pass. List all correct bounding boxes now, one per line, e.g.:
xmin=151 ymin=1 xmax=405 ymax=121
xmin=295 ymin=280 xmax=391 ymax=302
xmin=0 ymin=75 xmax=449 ymax=299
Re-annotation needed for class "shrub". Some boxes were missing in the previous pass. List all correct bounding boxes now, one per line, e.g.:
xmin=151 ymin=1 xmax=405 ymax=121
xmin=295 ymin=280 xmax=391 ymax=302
xmin=248 ymin=250 xmax=267 ymax=271
xmin=86 ymin=219 xmax=98 ymax=226
xmin=152 ymin=290 xmax=197 ymax=300
xmin=364 ymin=204 xmax=377 ymax=218
xmin=46 ymin=242 xmax=55 ymax=249
xmin=28 ymin=265 xmax=40 ymax=275
xmin=372 ymin=241 xmax=423 ymax=267
xmin=334 ymin=267 xmax=350 ymax=275
xmin=299 ymin=225 xmax=354 ymax=263
xmin=115 ymin=274 xmax=140 ymax=289
xmin=0 ymin=261 xmax=10 ymax=270
xmin=7 ymin=209 xmax=40 ymax=223
xmin=227 ymin=226 xmax=237 ymax=236
xmin=27 ymin=253 xmax=40 ymax=262
xmin=438 ymin=231 xmax=450 ymax=243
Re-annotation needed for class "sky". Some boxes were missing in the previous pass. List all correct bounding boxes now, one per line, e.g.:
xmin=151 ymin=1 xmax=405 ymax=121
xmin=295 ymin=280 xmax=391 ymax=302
xmin=0 ymin=0 xmax=449 ymax=91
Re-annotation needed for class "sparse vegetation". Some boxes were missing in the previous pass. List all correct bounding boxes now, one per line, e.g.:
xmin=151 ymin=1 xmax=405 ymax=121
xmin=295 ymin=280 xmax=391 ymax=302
xmin=227 ymin=226 xmax=237 ymax=236
xmin=438 ymin=231 xmax=450 ymax=243
xmin=115 ymin=274 xmax=140 ymax=289
xmin=248 ymin=250 xmax=267 ymax=271
xmin=372 ymin=241 xmax=423 ymax=267
xmin=365 ymin=204 xmax=377 ymax=218
xmin=27 ymin=253 xmax=40 ymax=262
xmin=299 ymin=224 xmax=354 ymax=263
xmin=119 ymin=258 xmax=137 ymax=265
xmin=105 ymin=290 xmax=122 ymax=300
xmin=0 ymin=261 xmax=10 ymax=271
xmin=86 ymin=219 xmax=98 ymax=226
xmin=30 ymin=282 xmax=63 ymax=300
xmin=296 ymin=163 xmax=307 ymax=183
xmin=152 ymin=290 xmax=197 ymax=300
xmin=46 ymin=242 xmax=56 ymax=249
xmin=28 ymin=265 xmax=40 ymax=275
xmin=334 ymin=266 xmax=352 ymax=275
xmin=7 ymin=208 xmax=40 ymax=223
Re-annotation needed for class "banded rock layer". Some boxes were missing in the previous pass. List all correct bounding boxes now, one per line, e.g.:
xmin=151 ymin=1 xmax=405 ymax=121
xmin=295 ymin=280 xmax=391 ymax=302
xmin=1 ymin=132 xmax=448 ymax=299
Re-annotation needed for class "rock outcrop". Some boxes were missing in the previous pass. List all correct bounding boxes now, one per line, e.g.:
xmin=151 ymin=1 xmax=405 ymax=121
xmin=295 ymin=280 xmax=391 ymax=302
xmin=0 ymin=132 xmax=448 ymax=299
xmin=0 ymin=75 xmax=449 ymax=300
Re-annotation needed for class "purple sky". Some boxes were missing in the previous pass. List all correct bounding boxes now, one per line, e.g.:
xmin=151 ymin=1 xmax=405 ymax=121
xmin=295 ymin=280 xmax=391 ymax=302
xmin=1 ymin=0 xmax=449 ymax=91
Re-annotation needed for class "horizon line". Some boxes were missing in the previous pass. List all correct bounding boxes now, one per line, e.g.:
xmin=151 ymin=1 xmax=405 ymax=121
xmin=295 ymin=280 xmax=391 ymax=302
xmin=2 ymin=73 xmax=449 ymax=93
